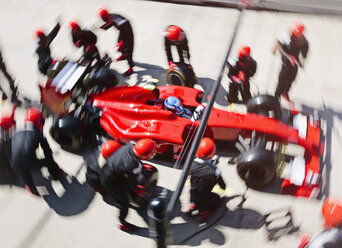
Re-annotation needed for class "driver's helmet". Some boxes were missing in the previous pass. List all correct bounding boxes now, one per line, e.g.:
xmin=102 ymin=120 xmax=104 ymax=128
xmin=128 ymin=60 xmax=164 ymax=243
xmin=164 ymin=96 xmax=184 ymax=115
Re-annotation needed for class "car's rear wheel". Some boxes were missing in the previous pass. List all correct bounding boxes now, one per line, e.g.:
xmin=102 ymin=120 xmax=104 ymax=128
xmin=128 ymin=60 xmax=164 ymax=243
xmin=247 ymin=95 xmax=282 ymax=120
xmin=50 ymin=116 xmax=83 ymax=152
xmin=237 ymin=148 xmax=276 ymax=188
xmin=166 ymin=62 xmax=196 ymax=88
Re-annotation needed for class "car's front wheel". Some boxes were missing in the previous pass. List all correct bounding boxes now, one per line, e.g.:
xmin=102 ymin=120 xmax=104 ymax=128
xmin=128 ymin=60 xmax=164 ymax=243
xmin=237 ymin=148 xmax=276 ymax=188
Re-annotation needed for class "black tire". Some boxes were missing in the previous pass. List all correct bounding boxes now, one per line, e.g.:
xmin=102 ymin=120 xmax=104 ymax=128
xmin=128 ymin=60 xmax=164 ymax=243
xmin=131 ymin=165 xmax=158 ymax=207
xmin=83 ymin=67 xmax=118 ymax=90
xmin=50 ymin=116 xmax=83 ymax=152
xmin=247 ymin=95 xmax=282 ymax=120
xmin=166 ymin=62 xmax=196 ymax=88
xmin=237 ymin=148 xmax=276 ymax=188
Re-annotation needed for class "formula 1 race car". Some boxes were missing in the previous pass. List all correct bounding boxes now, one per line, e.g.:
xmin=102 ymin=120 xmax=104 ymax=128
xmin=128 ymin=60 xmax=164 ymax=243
xmin=46 ymin=84 xmax=324 ymax=198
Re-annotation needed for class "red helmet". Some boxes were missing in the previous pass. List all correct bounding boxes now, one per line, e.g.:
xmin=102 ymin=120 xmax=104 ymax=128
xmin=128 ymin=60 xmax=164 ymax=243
xmin=35 ymin=29 xmax=45 ymax=39
xmin=0 ymin=104 xmax=16 ymax=132
xmin=133 ymin=138 xmax=156 ymax=160
xmin=238 ymin=46 xmax=251 ymax=60
xmin=291 ymin=22 xmax=305 ymax=37
xmin=166 ymin=25 xmax=183 ymax=42
xmin=69 ymin=21 xmax=80 ymax=31
xmin=24 ymin=108 xmax=45 ymax=131
xmin=98 ymin=7 xmax=110 ymax=21
xmin=101 ymin=140 xmax=121 ymax=159
xmin=197 ymin=137 xmax=216 ymax=159
xmin=322 ymin=197 xmax=342 ymax=228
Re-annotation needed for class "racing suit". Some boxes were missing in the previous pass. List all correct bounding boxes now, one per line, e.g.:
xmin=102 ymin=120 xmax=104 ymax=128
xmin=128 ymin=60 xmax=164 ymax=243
xmin=190 ymin=157 xmax=226 ymax=212
xmin=164 ymin=27 xmax=190 ymax=64
xmin=35 ymin=23 xmax=60 ymax=74
xmin=72 ymin=28 xmax=101 ymax=63
xmin=227 ymin=57 xmax=257 ymax=103
xmin=303 ymin=228 xmax=342 ymax=248
xmin=0 ymin=50 xmax=17 ymax=101
xmin=275 ymin=35 xmax=309 ymax=99
xmin=10 ymin=124 xmax=60 ymax=194
xmin=100 ymin=14 xmax=134 ymax=68
xmin=99 ymin=143 xmax=141 ymax=224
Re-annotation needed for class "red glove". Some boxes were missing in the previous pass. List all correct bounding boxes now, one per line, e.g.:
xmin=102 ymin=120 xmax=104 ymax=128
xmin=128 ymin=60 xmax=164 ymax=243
xmin=116 ymin=40 xmax=124 ymax=52
xmin=75 ymin=40 xmax=82 ymax=48
xmin=132 ymin=185 xmax=146 ymax=197
xmin=238 ymin=71 xmax=245 ymax=83
xmin=168 ymin=61 xmax=176 ymax=71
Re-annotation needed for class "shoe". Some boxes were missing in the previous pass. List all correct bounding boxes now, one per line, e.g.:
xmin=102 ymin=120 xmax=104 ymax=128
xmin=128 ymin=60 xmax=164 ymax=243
xmin=1 ymin=93 xmax=8 ymax=101
xmin=116 ymin=54 xmax=127 ymax=61
xmin=119 ymin=222 xmax=140 ymax=232
xmin=25 ymin=184 xmax=40 ymax=196
xmin=197 ymin=210 xmax=210 ymax=223
xmin=123 ymin=67 xmax=134 ymax=77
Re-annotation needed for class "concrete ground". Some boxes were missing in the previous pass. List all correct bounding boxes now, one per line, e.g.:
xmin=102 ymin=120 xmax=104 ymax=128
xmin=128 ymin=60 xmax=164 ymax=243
xmin=0 ymin=0 xmax=342 ymax=247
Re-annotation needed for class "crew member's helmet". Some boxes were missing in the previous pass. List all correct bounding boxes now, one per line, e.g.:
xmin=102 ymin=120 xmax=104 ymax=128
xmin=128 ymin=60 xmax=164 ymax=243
xmin=98 ymin=7 xmax=110 ymax=21
xmin=166 ymin=25 xmax=184 ymax=42
xmin=69 ymin=21 xmax=80 ymax=32
xmin=291 ymin=22 xmax=305 ymax=37
xmin=101 ymin=140 xmax=122 ymax=159
xmin=321 ymin=197 xmax=342 ymax=228
xmin=197 ymin=137 xmax=216 ymax=159
xmin=133 ymin=138 xmax=156 ymax=160
xmin=164 ymin=96 xmax=184 ymax=116
xmin=24 ymin=108 xmax=45 ymax=131
xmin=35 ymin=29 xmax=46 ymax=39
xmin=238 ymin=45 xmax=251 ymax=61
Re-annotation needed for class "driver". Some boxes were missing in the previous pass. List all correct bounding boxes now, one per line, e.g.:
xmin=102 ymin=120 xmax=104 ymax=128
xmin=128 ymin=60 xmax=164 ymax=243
xmin=164 ymin=96 xmax=204 ymax=121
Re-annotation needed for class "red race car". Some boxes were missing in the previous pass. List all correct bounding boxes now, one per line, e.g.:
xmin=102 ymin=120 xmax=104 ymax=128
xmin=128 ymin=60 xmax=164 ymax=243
xmin=48 ymin=85 xmax=324 ymax=198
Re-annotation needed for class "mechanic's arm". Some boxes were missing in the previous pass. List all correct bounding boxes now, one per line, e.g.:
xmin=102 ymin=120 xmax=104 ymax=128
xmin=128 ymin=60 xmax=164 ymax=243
xmin=40 ymin=136 xmax=55 ymax=160
xmin=215 ymin=167 xmax=226 ymax=190
xmin=164 ymin=38 xmax=173 ymax=64
xmin=100 ymin=21 xmax=114 ymax=30
xmin=46 ymin=22 xmax=61 ymax=46
xmin=301 ymin=40 xmax=309 ymax=59
xmin=246 ymin=59 xmax=257 ymax=78
xmin=184 ymin=37 xmax=190 ymax=62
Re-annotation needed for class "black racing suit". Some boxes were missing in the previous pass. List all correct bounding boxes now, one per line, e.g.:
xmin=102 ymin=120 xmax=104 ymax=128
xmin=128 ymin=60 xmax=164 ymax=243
xmin=100 ymin=14 xmax=134 ymax=68
xmin=72 ymin=29 xmax=101 ymax=63
xmin=275 ymin=35 xmax=309 ymax=98
xmin=227 ymin=57 xmax=257 ymax=103
xmin=99 ymin=143 xmax=141 ymax=224
xmin=0 ymin=50 xmax=17 ymax=99
xmin=190 ymin=157 xmax=226 ymax=212
xmin=10 ymin=125 xmax=60 ymax=192
xmin=164 ymin=27 xmax=190 ymax=64
xmin=35 ymin=23 xmax=60 ymax=74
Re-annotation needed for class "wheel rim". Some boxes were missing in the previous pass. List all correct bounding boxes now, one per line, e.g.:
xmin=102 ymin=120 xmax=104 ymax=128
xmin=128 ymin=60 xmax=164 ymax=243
xmin=244 ymin=166 xmax=268 ymax=184
xmin=169 ymin=73 xmax=185 ymax=86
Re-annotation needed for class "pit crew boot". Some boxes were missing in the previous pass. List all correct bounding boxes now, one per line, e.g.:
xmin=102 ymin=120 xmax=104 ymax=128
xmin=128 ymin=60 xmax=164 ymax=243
xmin=25 ymin=184 xmax=40 ymax=196
xmin=123 ymin=67 xmax=134 ymax=77
xmin=186 ymin=203 xmax=198 ymax=217
xmin=119 ymin=222 xmax=140 ymax=232
xmin=197 ymin=210 xmax=211 ymax=223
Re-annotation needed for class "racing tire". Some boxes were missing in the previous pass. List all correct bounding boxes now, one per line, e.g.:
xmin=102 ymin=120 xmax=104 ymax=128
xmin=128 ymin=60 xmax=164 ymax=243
xmin=247 ymin=95 xmax=282 ymax=120
xmin=130 ymin=164 xmax=158 ymax=207
xmin=166 ymin=62 xmax=196 ymax=88
xmin=83 ymin=67 xmax=119 ymax=90
xmin=237 ymin=148 xmax=276 ymax=188
xmin=50 ymin=116 xmax=83 ymax=152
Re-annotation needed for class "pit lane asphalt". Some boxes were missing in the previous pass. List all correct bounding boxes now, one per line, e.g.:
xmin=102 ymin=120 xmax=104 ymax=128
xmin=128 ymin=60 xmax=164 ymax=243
xmin=0 ymin=0 xmax=342 ymax=247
